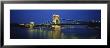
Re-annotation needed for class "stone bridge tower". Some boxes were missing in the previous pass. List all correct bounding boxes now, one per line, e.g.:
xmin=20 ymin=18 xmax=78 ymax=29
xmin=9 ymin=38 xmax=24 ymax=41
xmin=52 ymin=14 xmax=60 ymax=24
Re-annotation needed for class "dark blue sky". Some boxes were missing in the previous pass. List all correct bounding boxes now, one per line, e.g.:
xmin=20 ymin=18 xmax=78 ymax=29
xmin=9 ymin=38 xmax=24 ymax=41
xmin=10 ymin=10 xmax=101 ymax=24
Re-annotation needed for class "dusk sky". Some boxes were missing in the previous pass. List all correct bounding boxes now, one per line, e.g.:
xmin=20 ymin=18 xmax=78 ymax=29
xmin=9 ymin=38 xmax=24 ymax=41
xmin=10 ymin=10 xmax=101 ymax=24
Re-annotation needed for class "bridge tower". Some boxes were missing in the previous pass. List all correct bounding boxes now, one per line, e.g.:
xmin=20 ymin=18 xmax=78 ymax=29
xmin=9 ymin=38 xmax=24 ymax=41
xmin=52 ymin=14 xmax=60 ymax=24
xmin=29 ymin=22 xmax=35 ymax=29
xmin=52 ymin=14 xmax=61 ymax=30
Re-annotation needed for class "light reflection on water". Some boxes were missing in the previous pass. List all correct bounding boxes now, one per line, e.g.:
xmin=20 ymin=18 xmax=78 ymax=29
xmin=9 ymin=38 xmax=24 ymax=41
xmin=28 ymin=25 xmax=62 ymax=39
xmin=10 ymin=25 xmax=101 ymax=39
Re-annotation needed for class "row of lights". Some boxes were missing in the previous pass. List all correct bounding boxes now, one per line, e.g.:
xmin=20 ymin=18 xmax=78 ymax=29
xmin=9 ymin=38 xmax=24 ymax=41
xmin=92 ymin=20 xmax=101 ymax=23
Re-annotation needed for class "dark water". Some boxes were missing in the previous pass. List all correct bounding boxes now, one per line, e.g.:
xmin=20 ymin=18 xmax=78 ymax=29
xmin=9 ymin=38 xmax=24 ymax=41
xmin=10 ymin=25 xmax=101 ymax=39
